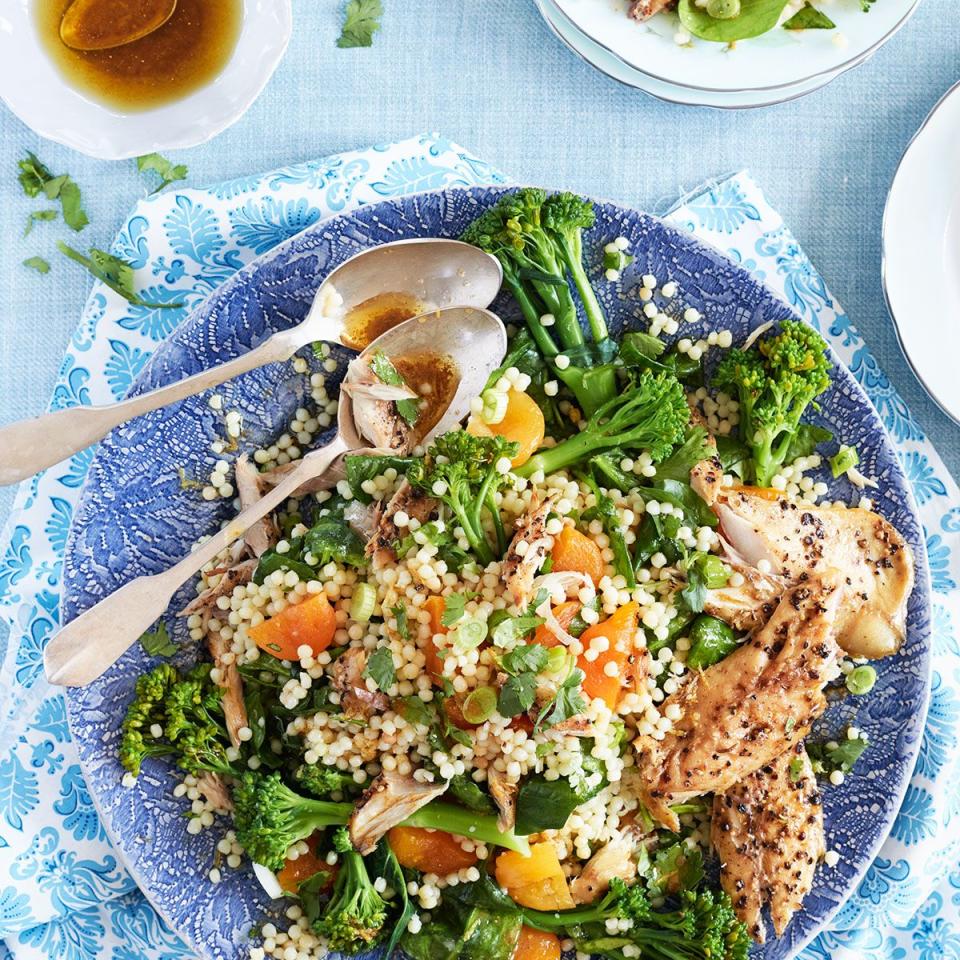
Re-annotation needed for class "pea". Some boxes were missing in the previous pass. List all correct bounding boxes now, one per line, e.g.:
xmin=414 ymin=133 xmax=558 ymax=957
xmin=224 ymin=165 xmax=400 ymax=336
xmin=845 ymin=665 xmax=877 ymax=695
xmin=686 ymin=615 xmax=738 ymax=670
xmin=707 ymin=0 xmax=741 ymax=19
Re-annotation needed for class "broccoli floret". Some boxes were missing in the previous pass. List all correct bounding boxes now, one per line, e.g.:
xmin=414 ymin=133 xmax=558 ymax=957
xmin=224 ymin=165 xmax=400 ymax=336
xmin=232 ymin=771 xmax=530 ymax=872
xmin=462 ymin=189 xmax=617 ymax=416
xmin=522 ymin=878 xmax=750 ymax=960
xmin=313 ymin=828 xmax=388 ymax=953
xmin=408 ymin=430 xmax=519 ymax=565
xmin=119 ymin=662 xmax=239 ymax=779
xmin=516 ymin=370 xmax=689 ymax=479
xmin=713 ymin=320 xmax=832 ymax=488
xmin=231 ymin=771 xmax=354 ymax=871
xmin=119 ymin=663 xmax=179 ymax=776
xmin=294 ymin=763 xmax=358 ymax=798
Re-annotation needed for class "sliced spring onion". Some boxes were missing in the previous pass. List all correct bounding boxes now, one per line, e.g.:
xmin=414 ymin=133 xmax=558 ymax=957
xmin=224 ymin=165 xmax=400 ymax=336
xmin=351 ymin=581 xmax=376 ymax=622
xmin=603 ymin=248 xmax=634 ymax=273
xmin=462 ymin=686 xmax=497 ymax=724
xmin=845 ymin=665 xmax=877 ymax=695
xmin=545 ymin=646 xmax=573 ymax=677
xmin=830 ymin=444 xmax=860 ymax=479
xmin=453 ymin=616 xmax=488 ymax=653
xmin=480 ymin=388 xmax=508 ymax=425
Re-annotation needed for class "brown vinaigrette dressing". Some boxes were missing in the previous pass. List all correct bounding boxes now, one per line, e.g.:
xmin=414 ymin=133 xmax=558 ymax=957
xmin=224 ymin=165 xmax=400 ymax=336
xmin=392 ymin=352 xmax=460 ymax=440
xmin=341 ymin=292 xmax=427 ymax=351
xmin=34 ymin=0 xmax=242 ymax=112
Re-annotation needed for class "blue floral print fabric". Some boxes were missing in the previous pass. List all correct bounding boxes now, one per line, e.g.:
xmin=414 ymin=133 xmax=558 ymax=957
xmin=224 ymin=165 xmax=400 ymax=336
xmin=0 ymin=138 xmax=956 ymax=959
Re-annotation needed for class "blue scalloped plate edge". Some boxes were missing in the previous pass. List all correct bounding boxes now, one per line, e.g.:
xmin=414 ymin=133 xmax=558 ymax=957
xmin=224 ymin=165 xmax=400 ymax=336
xmin=60 ymin=185 xmax=933 ymax=960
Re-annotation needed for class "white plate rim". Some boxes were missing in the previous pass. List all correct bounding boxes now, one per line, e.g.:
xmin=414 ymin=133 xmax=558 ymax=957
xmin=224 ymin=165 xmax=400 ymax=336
xmin=546 ymin=0 xmax=923 ymax=94
xmin=536 ymin=0 xmax=835 ymax=108
xmin=881 ymin=79 xmax=960 ymax=427
xmin=0 ymin=0 xmax=292 ymax=160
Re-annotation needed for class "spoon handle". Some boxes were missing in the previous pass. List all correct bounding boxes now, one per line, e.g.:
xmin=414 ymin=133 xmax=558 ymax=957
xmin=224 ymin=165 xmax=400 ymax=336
xmin=0 ymin=332 xmax=299 ymax=486
xmin=43 ymin=435 xmax=348 ymax=688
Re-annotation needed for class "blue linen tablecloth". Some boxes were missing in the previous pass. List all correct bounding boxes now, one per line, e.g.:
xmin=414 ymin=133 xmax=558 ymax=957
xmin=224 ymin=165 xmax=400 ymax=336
xmin=0 ymin=135 xmax=957 ymax=960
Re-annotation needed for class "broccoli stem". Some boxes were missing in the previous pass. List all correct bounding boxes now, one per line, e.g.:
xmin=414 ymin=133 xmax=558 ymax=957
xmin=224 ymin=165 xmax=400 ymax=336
xmin=501 ymin=269 xmax=559 ymax=360
xmin=403 ymin=801 xmax=530 ymax=855
xmin=553 ymin=234 xmax=609 ymax=345
xmin=516 ymin=427 xmax=630 ymax=479
xmin=449 ymin=493 xmax=494 ymax=566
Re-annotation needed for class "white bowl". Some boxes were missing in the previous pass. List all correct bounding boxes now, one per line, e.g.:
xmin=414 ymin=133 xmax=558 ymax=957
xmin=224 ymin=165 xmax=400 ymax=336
xmin=882 ymin=80 xmax=960 ymax=425
xmin=549 ymin=0 xmax=921 ymax=93
xmin=538 ymin=0 xmax=839 ymax=108
xmin=0 ymin=0 xmax=292 ymax=159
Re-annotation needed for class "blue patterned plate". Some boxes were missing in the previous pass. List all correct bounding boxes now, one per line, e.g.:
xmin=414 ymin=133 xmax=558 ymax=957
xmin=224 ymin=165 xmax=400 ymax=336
xmin=61 ymin=186 xmax=932 ymax=960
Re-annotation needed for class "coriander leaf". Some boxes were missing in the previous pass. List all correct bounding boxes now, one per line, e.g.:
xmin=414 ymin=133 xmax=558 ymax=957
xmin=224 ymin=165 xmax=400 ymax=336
xmin=526 ymin=588 xmax=549 ymax=616
xmin=392 ymin=603 xmax=410 ymax=641
xmin=24 ymin=209 xmax=58 ymax=237
xmin=337 ymin=0 xmax=383 ymax=47
xmin=137 ymin=153 xmax=189 ymax=193
xmin=568 ymin=598 xmax=600 ymax=638
xmin=304 ymin=517 xmax=367 ymax=568
xmin=788 ymin=755 xmax=805 ymax=782
xmin=619 ymin=330 xmax=667 ymax=365
xmin=57 ymin=242 xmax=184 ymax=309
xmin=23 ymin=256 xmax=50 ymax=275
xmin=398 ymin=695 xmax=433 ymax=727
xmin=363 ymin=647 xmax=396 ymax=692
xmin=497 ymin=673 xmax=537 ymax=717
xmin=140 ymin=621 xmax=177 ymax=658
xmin=58 ymin=179 xmax=89 ymax=231
xmin=441 ymin=593 xmax=469 ymax=627
xmin=42 ymin=174 xmax=68 ymax=200
xmin=18 ymin=151 xmax=53 ymax=197
xmin=783 ymin=0 xmax=835 ymax=21
xmin=536 ymin=668 xmax=586 ymax=730
xmin=500 ymin=644 xmax=549 ymax=676
xmin=370 ymin=350 xmax=420 ymax=425
xmin=784 ymin=424 xmax=833 ymax=462
xmin=491 ymin=614 xmax=544 ymax=648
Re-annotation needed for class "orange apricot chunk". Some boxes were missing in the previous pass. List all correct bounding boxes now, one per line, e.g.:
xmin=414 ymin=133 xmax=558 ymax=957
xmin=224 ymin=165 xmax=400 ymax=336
xmin=248 ymin=592 xmax=336 ymax=661
xmin=577 ymin=601 xmax=641 ymax=710
xmin=468 ymin=389 xmax=545 ymax=467
xmin=496 ymin=843 xmax=575 ymax=911
xmin=512 ymin=927 xmax=562 ymax=960
xmin=388 ymin=826 xmax=479 ymax=874
xmin=549 ymin=524 xmax=605 ymax=584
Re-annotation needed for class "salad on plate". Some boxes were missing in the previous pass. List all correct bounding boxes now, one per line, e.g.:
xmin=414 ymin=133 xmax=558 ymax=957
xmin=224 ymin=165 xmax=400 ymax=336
xmin=117 ymin=188 xmax=914 ymax=960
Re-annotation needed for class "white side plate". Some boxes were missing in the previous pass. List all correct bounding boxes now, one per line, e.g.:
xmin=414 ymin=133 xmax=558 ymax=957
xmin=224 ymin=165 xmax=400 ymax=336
xmin=538 ymin=0 xmax=837 ymax=108
xmin=883 ymin=81 xmax=960 ymax=425
xmin=0 ymin=0 xmax=292 ymax=159
xmin=550 ymin=0 xmax=920 ymax=93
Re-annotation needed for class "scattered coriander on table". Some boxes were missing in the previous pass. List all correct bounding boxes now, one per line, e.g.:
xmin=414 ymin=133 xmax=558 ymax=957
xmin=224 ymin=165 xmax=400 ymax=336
xmin=57 ymin=242 xmax=184 ymax=309
xmin=140 ymin=622 xmax=177 ymax=658
xmin=22 ymin=256 xmax=51 ymax=275
xmin=24 ymin=209 xmax=58 ymax=238
xmin=337 ymin=0 xmax=383 ymax=48
xmin=17 ymin=151 xmax=89 ymax=231
xmin=137 ymin=153 xmax=189 ymax=193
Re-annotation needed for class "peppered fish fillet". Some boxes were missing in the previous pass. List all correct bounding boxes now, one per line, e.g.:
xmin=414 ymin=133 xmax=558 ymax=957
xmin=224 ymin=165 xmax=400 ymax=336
xmin=711 ymin=747 xmax=825 ymax=943
xmin=714 ymin=487 xmax=913 ymax=659
xmin=634 ymin=572 xmax=842 ymax=832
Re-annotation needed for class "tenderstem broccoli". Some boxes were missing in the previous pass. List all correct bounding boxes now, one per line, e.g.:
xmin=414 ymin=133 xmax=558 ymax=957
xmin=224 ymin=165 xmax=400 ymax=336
xmin=313 ymin=828 xmax=389 ymax=954
xmin=119 ymin=663 xmax=236 ymax=778
xmin=408 ymin=431 xmax=519 ymax=565
xmin=515 ymin=370 xmax=689 ymax=479
xmin=231 ymin=771 xmax=530 ymax=872
xmin=461 ymin=188 xmax=617 ymax=416
xmin=521 ymin=878 xmax=750 ymax=960
xmin=712 ymin=320 xmax=831 ymax=488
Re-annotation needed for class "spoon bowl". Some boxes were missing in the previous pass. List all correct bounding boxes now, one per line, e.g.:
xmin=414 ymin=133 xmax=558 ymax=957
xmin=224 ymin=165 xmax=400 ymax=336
xmin=0 ymin=238 xmax=503 ymax=486
xmin=43 ymin=307 xmax=507 ymax=688
xmin=309 ymin=238 xmax=504 ymax=349
xmin=60 ymin=0 xmax=177 ymax=51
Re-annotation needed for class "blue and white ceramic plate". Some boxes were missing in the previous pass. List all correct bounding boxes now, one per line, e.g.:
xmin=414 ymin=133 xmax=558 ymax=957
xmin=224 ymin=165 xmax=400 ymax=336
xmin=61 ymin=186 xmax=932 ymax=960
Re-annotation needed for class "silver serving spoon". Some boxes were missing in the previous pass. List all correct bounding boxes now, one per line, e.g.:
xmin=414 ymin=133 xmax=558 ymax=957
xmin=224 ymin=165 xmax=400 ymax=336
xmin=0 ymin=239 xmax=502 ymax=486
xmin=43 ymin=306 xmax=507 ymax=688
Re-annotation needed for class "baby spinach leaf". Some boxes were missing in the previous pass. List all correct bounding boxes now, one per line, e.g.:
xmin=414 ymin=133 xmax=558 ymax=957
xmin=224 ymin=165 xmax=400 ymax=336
xmin=783 ymin=2 xmax=836 ymax=28
xmin=679 ymin=0 xmax=790 ymax=41
xmin=304 ymin=516 xmax=367 ymax=568
xmin=344 ymin=453 xmax=416 ymax=503
xmin=515 ymin=755 xmax=606 ymax=835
